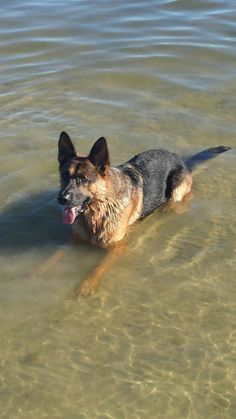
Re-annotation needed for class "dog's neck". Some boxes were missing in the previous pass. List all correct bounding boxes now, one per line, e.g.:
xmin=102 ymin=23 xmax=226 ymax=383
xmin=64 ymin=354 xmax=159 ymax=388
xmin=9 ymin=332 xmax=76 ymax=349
xmin=79 ymin=167 xmax=133 ymax=245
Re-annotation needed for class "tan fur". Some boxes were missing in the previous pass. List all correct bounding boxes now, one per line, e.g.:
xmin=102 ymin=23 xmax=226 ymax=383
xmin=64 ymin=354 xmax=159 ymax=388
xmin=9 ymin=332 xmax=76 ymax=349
xmin=171 ymin=173 xmax=193 ymax=202
xmin=78 ymin=244 xmax=125 ymax=296
xmin=72 ymin=168 xmax=143 ymax=246
xmin=68 ymin=163 xmax=76 ymax=176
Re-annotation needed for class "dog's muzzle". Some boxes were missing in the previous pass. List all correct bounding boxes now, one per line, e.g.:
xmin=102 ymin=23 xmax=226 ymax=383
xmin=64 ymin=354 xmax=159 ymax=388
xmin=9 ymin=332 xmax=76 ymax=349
xmin=58 ymin=185 xmax=91 ymax=224
xmin=59 ymin=197 xmax=91 ymax=225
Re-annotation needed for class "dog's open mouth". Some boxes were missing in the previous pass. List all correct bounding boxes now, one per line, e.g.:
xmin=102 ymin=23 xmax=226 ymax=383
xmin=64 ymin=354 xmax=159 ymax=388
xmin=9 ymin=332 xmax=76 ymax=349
xmin=62 ymin=206 xmax=81 ymax=224
xmin=62 ymin=198 xmax=90 ymax=224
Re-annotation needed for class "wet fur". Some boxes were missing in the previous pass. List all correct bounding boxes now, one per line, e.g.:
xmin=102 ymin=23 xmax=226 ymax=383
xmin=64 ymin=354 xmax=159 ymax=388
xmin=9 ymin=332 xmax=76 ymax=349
xmin=74 ymin=171 xmax=143 ymax=246
xmin=58 ymin=132 xmax=230 ymax=247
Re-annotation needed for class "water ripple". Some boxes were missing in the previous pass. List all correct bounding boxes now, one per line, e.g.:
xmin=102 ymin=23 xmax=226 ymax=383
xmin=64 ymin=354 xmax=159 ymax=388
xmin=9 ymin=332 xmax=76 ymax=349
xmin=0 ymin=1 xmax=236 ymax=418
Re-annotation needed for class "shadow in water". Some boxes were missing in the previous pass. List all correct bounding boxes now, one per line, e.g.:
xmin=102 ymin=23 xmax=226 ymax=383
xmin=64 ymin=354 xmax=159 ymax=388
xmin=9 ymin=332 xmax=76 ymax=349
xmin=0 ymin=190 xmax=111 ymax=296
xmin=0 ymin=190 xmax=71 ymax=254
xmin=0 ymin=188 xmax=171 ymax=256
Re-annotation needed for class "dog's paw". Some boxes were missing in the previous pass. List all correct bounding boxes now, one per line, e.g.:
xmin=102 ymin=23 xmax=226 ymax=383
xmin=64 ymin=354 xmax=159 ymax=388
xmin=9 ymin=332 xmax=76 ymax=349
xmin=77 ymin=280 xmax=97 ymax=298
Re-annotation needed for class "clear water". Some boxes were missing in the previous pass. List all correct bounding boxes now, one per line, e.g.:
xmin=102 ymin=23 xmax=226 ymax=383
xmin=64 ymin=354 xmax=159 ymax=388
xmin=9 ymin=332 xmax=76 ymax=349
xmin=0 ymin=1 xmax=236 ymax=417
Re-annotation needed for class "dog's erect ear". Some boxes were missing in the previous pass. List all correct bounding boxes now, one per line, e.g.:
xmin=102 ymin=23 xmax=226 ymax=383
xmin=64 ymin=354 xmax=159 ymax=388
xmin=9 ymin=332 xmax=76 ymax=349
xmin=58 ymin=131 xmax=76 ymax=166
xmin=88 ymin=137 xmax=109 ymax=174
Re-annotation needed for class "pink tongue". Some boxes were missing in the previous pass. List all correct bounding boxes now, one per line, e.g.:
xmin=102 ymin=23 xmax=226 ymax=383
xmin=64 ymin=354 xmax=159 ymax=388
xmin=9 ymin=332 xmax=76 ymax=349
xmin=62 ymin=207 xmax=77 ymax=224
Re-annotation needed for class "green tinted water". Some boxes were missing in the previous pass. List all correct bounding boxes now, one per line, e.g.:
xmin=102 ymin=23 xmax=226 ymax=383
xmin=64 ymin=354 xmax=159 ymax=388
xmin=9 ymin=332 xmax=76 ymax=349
xmin=0 ymin=1 xmax=235 ymax=417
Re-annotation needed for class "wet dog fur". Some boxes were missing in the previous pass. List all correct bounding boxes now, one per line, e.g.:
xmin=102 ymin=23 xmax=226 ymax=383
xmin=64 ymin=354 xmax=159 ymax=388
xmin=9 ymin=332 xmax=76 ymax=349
xmin=58 ymin=131 xmax=230 ymax=247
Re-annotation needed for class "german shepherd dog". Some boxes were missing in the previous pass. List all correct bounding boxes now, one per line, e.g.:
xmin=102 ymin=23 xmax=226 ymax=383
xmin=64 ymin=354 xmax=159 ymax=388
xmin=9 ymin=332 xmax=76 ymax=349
xmin=58 ymin=131 xmax=230 ymax=247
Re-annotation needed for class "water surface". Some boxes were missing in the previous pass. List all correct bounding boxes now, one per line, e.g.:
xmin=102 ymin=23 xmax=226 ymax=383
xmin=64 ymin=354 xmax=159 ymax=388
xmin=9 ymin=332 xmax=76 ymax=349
xmin=0 ymin=0 xmax=236 ymax=418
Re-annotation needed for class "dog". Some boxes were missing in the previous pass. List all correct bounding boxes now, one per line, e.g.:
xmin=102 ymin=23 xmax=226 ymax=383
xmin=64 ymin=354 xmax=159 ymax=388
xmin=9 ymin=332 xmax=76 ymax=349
xmin=58 ymin=131 xmax=230 ymax=247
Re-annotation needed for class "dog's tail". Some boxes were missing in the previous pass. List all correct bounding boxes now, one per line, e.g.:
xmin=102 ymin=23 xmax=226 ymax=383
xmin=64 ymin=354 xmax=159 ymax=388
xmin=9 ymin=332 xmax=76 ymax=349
xmin=186 ymin=146 xmax=231 ymax=171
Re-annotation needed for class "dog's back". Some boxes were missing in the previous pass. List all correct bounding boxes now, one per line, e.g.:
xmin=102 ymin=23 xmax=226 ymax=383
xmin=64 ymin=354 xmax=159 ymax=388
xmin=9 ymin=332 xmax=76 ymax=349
xmin=58 ymin=132 xmax=231 ymax=246
xmin=120 ymin=149 xmax=190 ymax=217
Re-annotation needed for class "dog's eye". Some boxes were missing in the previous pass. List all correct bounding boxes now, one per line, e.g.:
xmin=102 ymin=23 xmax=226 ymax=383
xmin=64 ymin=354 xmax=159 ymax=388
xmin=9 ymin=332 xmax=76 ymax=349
xmin=77 ymin=174 xmax=88 ymax=184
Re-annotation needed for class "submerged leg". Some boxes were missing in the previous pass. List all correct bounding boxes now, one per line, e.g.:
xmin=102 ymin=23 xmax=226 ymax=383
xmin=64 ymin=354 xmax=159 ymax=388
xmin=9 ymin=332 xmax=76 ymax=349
xmin=29 ymin=239 xmax=125 ymax=298
xmin=77 ymin=243 xmax=125 ymax=297
xmin=28 ymin=248 xmax=65 ymax=278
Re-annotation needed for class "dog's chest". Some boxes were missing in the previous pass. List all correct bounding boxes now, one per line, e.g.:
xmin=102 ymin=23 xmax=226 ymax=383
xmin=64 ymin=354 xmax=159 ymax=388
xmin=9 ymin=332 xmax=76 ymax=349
xmin=72 ymin=212 xmax=118 ymax=246
xmin=72 ymin=205 xmax=134 ymax=246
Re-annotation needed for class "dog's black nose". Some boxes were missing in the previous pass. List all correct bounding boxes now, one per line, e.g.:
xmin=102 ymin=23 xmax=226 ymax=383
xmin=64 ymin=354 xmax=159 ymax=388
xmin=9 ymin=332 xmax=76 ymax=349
xmin=58 ymin=192 xmax=71 ymax=205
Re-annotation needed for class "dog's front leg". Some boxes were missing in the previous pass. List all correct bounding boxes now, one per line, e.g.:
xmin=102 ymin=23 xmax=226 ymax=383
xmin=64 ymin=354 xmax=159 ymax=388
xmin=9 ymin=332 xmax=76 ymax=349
xmin=77 ymin=243 xmax=125 ymax=297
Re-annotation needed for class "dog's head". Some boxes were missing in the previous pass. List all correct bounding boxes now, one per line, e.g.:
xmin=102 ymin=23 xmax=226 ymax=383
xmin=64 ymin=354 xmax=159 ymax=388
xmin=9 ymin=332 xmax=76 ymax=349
xmin=58 ymin=131 xmax=110 ymax=224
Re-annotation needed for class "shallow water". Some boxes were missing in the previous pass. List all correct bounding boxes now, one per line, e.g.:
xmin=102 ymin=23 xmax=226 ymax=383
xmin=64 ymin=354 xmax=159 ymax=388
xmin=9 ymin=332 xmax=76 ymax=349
xmin=0 ymin=0 xmax=236 ymax=418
